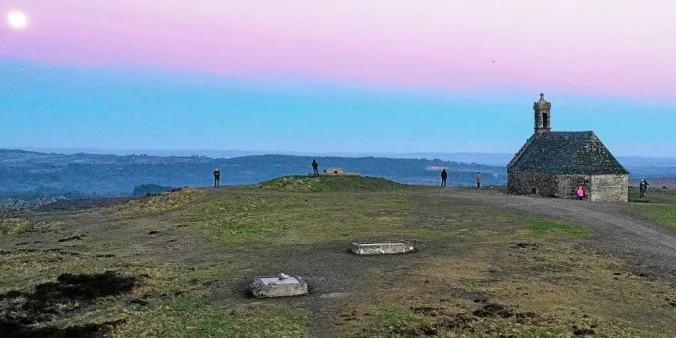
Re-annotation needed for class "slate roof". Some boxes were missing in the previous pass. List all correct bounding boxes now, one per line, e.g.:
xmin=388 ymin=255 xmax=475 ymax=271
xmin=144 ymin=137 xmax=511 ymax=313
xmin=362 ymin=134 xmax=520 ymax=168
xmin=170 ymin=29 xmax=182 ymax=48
xmin=508 ymin=131 xmax=629 ymax=175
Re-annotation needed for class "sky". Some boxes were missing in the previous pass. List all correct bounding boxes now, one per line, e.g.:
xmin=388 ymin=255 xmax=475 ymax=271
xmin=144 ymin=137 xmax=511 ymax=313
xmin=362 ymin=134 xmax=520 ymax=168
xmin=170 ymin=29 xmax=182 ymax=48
xmin=1 ymin=0 xmax=675 ymax=157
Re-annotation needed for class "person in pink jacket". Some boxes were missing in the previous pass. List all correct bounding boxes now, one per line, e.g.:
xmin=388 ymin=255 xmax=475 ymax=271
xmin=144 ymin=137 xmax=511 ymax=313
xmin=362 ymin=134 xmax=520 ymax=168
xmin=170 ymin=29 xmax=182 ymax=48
xmin=576 ymin=185 xmax=585 ymax=200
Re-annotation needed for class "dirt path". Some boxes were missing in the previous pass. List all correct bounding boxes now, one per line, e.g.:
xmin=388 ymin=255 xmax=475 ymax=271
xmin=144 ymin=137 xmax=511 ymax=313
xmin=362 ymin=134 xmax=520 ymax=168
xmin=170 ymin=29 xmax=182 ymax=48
xmin=434 ymin=189 xmax=676 ymax=285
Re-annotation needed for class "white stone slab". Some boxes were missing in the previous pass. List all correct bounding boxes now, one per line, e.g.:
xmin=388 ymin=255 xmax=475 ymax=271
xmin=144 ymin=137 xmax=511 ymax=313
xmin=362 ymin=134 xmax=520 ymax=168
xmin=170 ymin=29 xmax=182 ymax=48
xmin=260 ymin=276 xmax=301 ymax=285
xmin=350 ymin=242 xmax=415 ymax=255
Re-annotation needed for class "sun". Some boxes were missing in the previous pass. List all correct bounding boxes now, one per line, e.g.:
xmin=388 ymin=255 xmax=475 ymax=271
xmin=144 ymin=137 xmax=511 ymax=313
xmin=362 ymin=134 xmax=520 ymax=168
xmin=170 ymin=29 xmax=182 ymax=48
xmin=6 ymin=10 xmax=28 ymax=30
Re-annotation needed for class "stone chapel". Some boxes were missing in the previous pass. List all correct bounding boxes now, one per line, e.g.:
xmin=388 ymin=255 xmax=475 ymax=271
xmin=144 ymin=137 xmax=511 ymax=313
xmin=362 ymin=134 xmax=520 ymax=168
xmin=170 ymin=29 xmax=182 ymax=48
xmin=507 ymin=93 xmax=629 ymax=202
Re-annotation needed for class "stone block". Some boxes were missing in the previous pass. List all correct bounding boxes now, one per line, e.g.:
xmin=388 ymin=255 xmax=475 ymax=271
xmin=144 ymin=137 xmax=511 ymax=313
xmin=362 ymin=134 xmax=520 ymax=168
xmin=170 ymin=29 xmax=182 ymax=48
xmin=350 ymin=242 xmax=415 ymax=255
xmin=250 ymin=274 xmax=308 ymax=298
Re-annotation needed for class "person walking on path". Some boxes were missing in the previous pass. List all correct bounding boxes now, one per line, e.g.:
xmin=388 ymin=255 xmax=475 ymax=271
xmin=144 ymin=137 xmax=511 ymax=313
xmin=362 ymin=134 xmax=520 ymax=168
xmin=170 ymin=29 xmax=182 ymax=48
xmin=311 ymin=159 xmax=319 ymax=176
xmin=639 ymin=179 xmax=650 ymax=198
xmin=440 ymin=169 xmax=448 ymax=187
xmin=475 ymin=172 xmax=481 ymax=189
xmin=576 ymin=185 xmax=585 ymax=200
xmin=213 ymin=168 xmax=221 ymax=187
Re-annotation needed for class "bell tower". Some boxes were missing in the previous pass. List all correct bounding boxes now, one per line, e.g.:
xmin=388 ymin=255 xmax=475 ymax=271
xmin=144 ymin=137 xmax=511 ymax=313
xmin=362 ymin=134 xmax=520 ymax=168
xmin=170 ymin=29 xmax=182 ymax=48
xmin=533 ymin=93 xmax=551 ymax=135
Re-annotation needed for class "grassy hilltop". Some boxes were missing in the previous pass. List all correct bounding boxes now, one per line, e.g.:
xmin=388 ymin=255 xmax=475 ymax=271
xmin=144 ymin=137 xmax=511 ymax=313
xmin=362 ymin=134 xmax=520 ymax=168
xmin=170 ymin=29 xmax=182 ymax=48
xmin=1 ymin=176 xmax=676 ymax=337
xmin=259 ymin=175 xmax=406 ymax=193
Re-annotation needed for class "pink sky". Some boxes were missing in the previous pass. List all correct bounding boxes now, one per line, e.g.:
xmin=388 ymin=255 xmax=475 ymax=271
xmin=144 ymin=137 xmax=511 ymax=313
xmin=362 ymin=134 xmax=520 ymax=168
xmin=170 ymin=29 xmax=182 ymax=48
xmin=2 ymin=0 xmax=675 ymax=98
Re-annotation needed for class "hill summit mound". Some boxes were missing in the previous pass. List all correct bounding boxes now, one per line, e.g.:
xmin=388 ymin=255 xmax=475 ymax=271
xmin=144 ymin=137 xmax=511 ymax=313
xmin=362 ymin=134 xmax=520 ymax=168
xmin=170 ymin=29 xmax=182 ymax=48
xmin=259 ymin=175 xmax=405 ymax=192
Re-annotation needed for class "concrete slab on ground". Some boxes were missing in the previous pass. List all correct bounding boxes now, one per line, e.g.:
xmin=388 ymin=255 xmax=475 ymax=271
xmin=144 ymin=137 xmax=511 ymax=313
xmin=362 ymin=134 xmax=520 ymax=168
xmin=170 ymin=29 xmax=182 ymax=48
xmin=350 ymin=242 xmax=415 ymax=255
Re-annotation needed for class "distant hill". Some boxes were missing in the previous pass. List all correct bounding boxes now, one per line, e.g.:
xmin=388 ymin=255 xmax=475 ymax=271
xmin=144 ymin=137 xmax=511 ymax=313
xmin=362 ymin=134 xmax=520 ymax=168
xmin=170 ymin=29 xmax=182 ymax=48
xmin=2 ymin=148 xmax=674 ymax=200
xmin=0 ymin=149 xmax=505 ymax=198
xmin=20 ymin=148 xmax=676 ymax=169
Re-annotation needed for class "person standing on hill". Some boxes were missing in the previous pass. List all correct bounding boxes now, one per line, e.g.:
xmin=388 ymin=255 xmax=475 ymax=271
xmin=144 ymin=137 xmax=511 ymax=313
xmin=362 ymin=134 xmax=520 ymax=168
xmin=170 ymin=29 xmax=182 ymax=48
xmin=213 ymin=168 xmax=221 ymax=187
xmin=475 ymin=172 xmax=481 ymax=189
xmin=311 ymin=159 xmax=319 ymax=176
xmin=440 ymin=169 xmax=448 ymax=187
xmin=639 ymin=179 xmax=650 ymax=198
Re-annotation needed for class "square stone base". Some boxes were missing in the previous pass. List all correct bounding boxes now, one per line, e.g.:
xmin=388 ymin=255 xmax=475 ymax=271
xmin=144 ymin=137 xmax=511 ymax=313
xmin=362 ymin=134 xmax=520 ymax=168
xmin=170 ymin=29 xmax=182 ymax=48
xmin=250 ymin=275 xmax=308 ymax=298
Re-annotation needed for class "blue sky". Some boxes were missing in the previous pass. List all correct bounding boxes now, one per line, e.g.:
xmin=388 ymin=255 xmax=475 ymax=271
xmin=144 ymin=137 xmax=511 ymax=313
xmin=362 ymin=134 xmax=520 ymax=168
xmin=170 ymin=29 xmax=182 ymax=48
xmin=1 ymin=58 xmax=675 ymax=157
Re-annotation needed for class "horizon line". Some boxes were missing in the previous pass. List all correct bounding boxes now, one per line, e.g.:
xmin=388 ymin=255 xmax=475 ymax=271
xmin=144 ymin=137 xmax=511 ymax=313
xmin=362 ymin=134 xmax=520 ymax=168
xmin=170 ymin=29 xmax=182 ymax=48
xmin=4 ymin=147 xmax=675 ymax=160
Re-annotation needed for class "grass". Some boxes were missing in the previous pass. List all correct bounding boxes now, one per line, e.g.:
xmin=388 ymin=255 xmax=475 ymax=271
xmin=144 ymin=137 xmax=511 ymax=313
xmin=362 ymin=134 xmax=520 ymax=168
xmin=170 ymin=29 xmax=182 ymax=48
xmin=0 ymin=250 xmax=310 ymax=337
xmin=113 ymin=188 xmax=204 ymax=217
xmin=0 ymin=251 xmax=118 ymax=291
xmin=637 ymin=206 xmax=676 ymax=230
xmin=259 ymin=175 xmax=405 ymax=193
xmin=520 ymin=217 xmax=588 ymax=237
xmin=174 ymin=301 xmax=307 ymax=338
xmin=629 ymin=188 xmax=676 ymax=230
xmin=497 ymin=214 xmax=589 ymax=238
xmin=0 ymin=215 xmax=64 ymax=235
xmin=356 ymin=305 xmax=565 ymax=338
xmin=180 ymin=190 xmax=430 ymax=245
xmin=1 ymin=177 xmax=675 ymax=337
xmin=112 ymin=297 xmax=309 ymax=337
xmin=629 ymin=186 xmax=676 ymax=204
xmin=477 ymin=243 xmax=676 ymax=337
xmin=349 ymin=242 xmax=676 ymax=337
xmin=357 ymin=307 xmax=433 ymax=337
xmin=0 ymin=216 xmax=31 ymax=234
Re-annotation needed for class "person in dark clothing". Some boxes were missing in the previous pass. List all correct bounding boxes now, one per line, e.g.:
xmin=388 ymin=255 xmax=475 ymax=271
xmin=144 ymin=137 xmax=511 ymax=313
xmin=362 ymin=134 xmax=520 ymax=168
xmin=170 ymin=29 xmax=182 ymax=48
xmin=440 ymin=169 xmax=447 ymax=187
xmin=475 ymin=172 xmax=481 ymax=189
xmin=311 ymin=159 xmax=319 ymax=176
xmin=213 ymin=168 xmax=221 ymax=187
xmin=639 ymin=179 xmax=649 ymax=198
